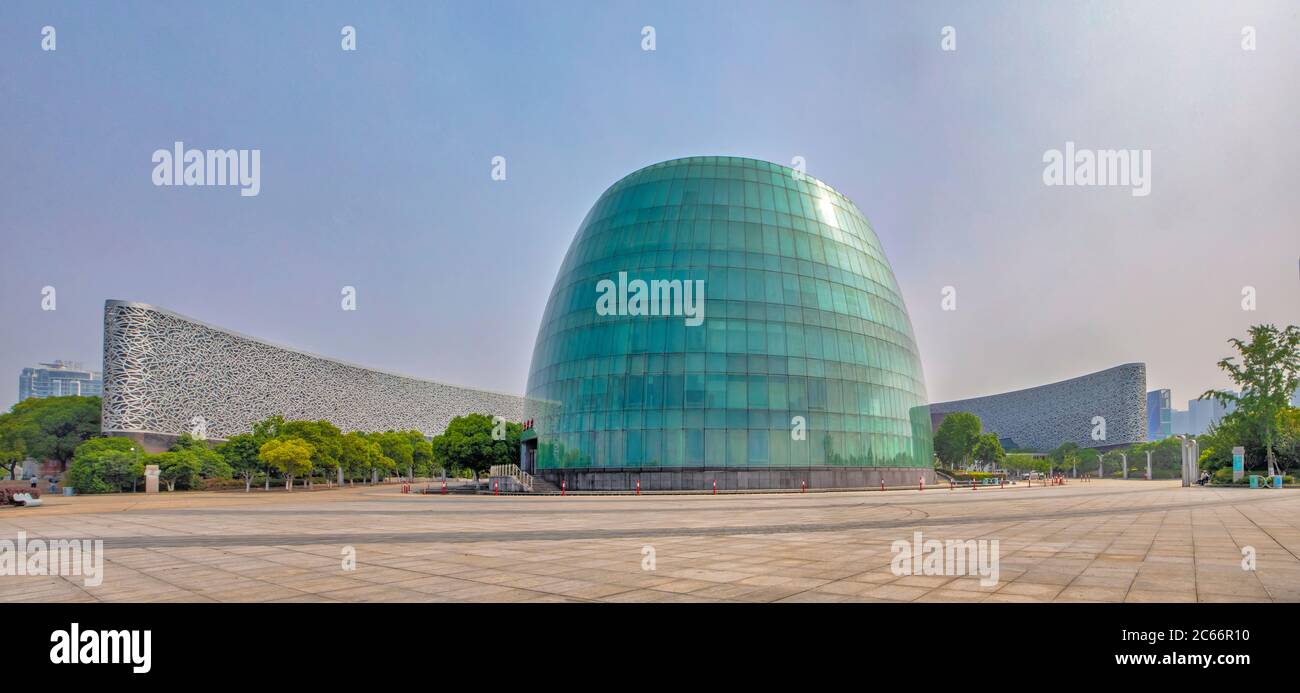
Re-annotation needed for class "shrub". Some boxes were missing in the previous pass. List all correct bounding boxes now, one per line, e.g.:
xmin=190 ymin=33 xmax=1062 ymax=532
xmin=1 ymin=488 xmax=41 ymax=505
xmin=65 ymin=449 xmax=141 ymax=494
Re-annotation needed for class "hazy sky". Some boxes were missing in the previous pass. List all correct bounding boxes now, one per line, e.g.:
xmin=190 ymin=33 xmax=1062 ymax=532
xmin=2 ymin=1 xmax=1297 ymax=413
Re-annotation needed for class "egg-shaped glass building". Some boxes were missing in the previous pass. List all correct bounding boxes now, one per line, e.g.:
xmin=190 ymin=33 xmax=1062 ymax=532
xmin=524 ymin=156 xmax=931 ymax=490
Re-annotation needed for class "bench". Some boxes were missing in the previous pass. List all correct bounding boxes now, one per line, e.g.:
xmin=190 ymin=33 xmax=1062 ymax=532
xmin=10 ymin=493 xmax=43 ymax=507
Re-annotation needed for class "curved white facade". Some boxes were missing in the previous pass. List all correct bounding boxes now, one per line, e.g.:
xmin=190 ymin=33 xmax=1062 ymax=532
xmin=102 ymin=300 xmax=525 ymax=442
xmin=929 ymin=363 xmax=1147 ymax=451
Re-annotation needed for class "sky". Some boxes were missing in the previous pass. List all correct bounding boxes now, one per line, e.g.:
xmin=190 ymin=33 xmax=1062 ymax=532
xmin=1 ymin=1 xmax=1297 ymax=413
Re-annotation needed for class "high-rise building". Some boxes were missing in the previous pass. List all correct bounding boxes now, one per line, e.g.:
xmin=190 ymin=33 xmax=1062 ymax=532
xmin=18 ymin=360 xmax=102 ymax=401
xmin=1147 ymin=389 xmax=1171 ymax=441
xmin=1187 ymin=397 xmax=1230 ymax=435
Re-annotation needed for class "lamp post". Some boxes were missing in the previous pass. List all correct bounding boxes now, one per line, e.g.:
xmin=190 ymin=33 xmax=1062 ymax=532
xmin=1177 ymin=435 xmax=1189 ymax=487
xmin=1146 ymin=450 xmax=1152 ymax=480
xmin=1121 ymin=452 xmax=1128 ymax=479
xmin=1189 ymin=437 xmax=1200 ymax=484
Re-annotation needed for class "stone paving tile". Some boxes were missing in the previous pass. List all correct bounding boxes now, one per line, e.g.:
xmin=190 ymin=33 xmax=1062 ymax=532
xmin=2 ymin=481 xmax=1297 ymax=602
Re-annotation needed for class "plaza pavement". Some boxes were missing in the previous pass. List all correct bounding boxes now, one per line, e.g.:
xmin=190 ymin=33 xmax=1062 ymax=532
xmin=1 ymin=479 xmax=1297 ymax=603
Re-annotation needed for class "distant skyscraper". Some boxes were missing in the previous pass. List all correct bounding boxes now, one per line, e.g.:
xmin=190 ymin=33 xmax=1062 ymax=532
xmin=1171 ymin=409 xmax=1192 ymax=435
xmin=1147 ymin=389 xmax=1171 ymax=440
xmin=1187 ymin=397 xmax=1229 ymax=435
xmin=18 ymin=360 xmax=102 ymax=401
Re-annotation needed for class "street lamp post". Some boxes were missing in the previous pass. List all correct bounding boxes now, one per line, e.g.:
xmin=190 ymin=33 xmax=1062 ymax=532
xmin=1177 ymin=435 xmax=1189 ymax=487
xmin=1146 ymin=450 xmax=1153 ymax=480
xmin=1121 ymin=452 xmax=1128 ymax=480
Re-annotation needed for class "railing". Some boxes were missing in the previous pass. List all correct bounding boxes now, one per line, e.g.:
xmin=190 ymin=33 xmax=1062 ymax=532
xmin=489 ymin=464 xmax=533 ymax=492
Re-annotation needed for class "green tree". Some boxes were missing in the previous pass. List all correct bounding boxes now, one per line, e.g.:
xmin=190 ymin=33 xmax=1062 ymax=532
xmin=340 ymin=431 xmax=384 ymax=484
xmin=216 ymin=433 xmax=264 ymax=492
xmin=429 ymin=414 xmax=521 ymax=477
xmin=375 ymin=431 xmax=414 ymax=481
xmin=66 ymin=436 xmax=146 ymax=493
xmin=259 ymin=437 xmax=315 ymax=491
xmin=66 ymin=437 xmax=146 ymax=494
xmin=1202 ymin=324 xmax=1300 ymax=476
xmin=279 ymin=420 xmax=343 ymax=487
xmin=1046 ymin=442 xmax=1088 ymax=476
xmin=933 ymin=412 xmax=981 ymax=469
xmin=0 ymin=396 xmax=100 ymax=470
xmin=972 ymin=433 xmax=1006 ymax=469
xmin=154 ymin=451 xmax=203 ymax=491
xmin=408 ymin=431 xmax=434 ymax=477
xmin=0 ymin=413 xmax=35 ymax=479
xmin=170 ymin=433 xmax=232 ymax=480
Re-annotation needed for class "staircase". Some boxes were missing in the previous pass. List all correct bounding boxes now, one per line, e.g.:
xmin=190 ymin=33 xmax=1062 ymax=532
xmin=529 ymin=476 xmax=562 ymax=494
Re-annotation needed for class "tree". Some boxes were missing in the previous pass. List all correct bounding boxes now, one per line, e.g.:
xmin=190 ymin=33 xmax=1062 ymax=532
xmin=933 ymin=412 xmax=981 ymax=469
xmin=1047 ymin=442 xmax=1086 ymax=476
xmin=376 ymin=431 xmax=414 ymax=481
xmin=279 ymin=420 xmax=343 ymax=487
xmin=429 ymin=414 xmax=520 ymax=477
xmin=170 ymin=433 xmax=232 ymax=481
xmin=259 ymin=437 xmax=315 ymax=491
xmin=972 ymin=433 xmax=1006 ymax=469
xmin=1119 ymin=437 xmax=1184 ymax=479
xmin=340 ymin=431 xmax=384 ymax=485
xmin=66 ymin=441 xmax=144 ymax=494
xmin=154 ymin=451 xmax=203 ymax=492
xmin=0 ymin=395 xmax=100 ymax=470
xmin=216 ymin=433 xmax=263 ymax=492
xmin=1202 ymin=324 xmax=1300 ymax=476
xmin=249 ymin=415 xmax=286 ymax=489
xmin=66 ymin=436 xmax=145 ymax=493
xmin=0 ymin=413 xmax=35 ymax=479
xmin=408 ymin=431 xmax=433 ymax=478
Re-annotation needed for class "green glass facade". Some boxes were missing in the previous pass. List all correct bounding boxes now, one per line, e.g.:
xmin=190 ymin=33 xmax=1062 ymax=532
xmin=525 ymin=156 xmax=931 ymax=475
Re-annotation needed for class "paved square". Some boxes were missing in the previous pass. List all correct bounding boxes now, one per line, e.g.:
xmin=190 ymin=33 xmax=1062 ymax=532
xmin=2 ymin=480 xmax=1297 ymax=602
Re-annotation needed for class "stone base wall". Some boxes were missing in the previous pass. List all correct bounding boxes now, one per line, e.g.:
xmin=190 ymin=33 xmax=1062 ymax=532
xmin=537 ymin=467 xmax=935 ymax=492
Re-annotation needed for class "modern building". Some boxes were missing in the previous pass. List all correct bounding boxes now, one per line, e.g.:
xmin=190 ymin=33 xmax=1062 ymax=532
xmin=929 ymin=363 xmax=1148 ymax=452
xmin=1147 ymin=389 xmax=1171 ymax=441
xmin=1168 ymin=394 xmax=1234 ymax=436
xmin=101 ymin=300 xmax=525 ymax=452
xmin=522 ymin=156 xmax=933 ymax=490
xmin=1186 ymin=397 xmax=1230 ymax=435
xmin=19 ymin=360 xmax=102 ymax=401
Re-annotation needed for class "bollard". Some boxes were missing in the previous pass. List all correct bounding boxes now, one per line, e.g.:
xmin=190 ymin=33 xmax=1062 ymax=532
xmin=802 ymin=480 xmax=806 ymax=493
xmin=971 ymin=479 xmax=976 ymax=491
xmin=494 ymin=480 xmax=499 ymax=496
xmin=636 ymin=479 xmax=640 ymax=496
xmin=880 ymin=479 xmax=885 ymax=492
xmin=561 ymin=479 xmax=566 ymax=496
xmin=441 ymin=479 xmax=447 ymax=495
xmin=713 ymin=479 xmax=717 ymax=495
xmin=919 ymin=476 xmax=924 ymax=492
